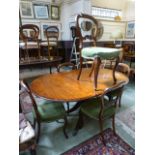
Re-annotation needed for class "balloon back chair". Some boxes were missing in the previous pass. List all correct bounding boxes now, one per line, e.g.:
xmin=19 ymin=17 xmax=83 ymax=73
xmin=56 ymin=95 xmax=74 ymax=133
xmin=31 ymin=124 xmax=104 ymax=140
xmin=40 ymin=26 xmax=59 ymax=60
xmin=74 ymin=81 xmax=125 ymax=142
xmin=19 ymin=24 xmax=41 ymax=61
xmin=20 ymin=80 xmax=68 ymax=143
xmin=76 ymin=13 xmax=122 ymax=90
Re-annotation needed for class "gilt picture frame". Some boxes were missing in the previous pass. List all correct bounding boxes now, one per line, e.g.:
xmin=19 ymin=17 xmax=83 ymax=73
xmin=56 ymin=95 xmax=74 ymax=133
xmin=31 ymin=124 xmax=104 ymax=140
xmin=51 ymin=5 xmax=59 ymax=20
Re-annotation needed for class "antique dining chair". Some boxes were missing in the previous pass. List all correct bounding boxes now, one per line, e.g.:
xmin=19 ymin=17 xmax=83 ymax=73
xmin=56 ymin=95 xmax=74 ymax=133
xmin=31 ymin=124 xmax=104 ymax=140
xmin=76 ymin=13 xmax=122 ymax=90
xmin=20 ymin=80 xmax=68 ymax=143
xmin=19 ymin=113 xmax=36 ymax=155
xmin=19 ymin=24 xmax=41 ymax=61
xmin=73 ymin=81 xmax=125 ymax=142
xmin=40 ymin=26 xmax=59 ymax=60
xmin=57 ymin=62 xmax=76 ymax=112
xmin=123 ymin=42 xmax=135 ymax=67
xmin=105 ymin=63 xmax=130 ymax=107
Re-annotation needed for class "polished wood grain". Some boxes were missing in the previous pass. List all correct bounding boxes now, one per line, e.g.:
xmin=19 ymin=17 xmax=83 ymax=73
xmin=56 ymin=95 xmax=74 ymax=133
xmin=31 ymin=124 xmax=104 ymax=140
xmin=30 ymin=68 xmax=128 ymax=102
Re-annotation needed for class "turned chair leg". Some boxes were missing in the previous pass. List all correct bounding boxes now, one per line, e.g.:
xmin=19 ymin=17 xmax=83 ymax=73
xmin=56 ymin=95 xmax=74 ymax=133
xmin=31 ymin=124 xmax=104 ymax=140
xmin=89 ymin=61 xmax=95 ymax=77
xmin=63 ymin=115 xmax=68 ymax=139
xmin=94 ymin=57 xmax=101 ymax=90
xmin=112 ymin=57 xmax=119 ymax=84
xmin=77 ymin=57 xmax=83 ymax=80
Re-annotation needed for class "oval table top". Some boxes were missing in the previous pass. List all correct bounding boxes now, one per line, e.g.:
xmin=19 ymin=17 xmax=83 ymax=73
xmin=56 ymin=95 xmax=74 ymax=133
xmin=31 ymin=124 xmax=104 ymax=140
xmin=30 ymin=68 xmax=129 ymax=102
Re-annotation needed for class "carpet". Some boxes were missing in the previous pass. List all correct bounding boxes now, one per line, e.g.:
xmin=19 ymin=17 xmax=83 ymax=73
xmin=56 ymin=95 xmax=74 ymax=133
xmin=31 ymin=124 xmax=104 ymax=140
xmin=116 ymin=106 xmax=135 ymax=132
xmin=61 ymin=128 xmax=135 ymax=155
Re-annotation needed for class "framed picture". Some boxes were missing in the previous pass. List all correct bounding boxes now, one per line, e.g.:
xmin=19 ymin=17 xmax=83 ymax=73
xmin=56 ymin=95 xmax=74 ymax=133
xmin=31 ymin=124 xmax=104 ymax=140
xmin=34 ymin=4 xmax=49 ymax=19
xmin=51 ymin=5 xmax=59 ymax=20
xmin=20 ymin=1 xmax=34 ymax=18
xmin=126 ymin=21 xmax=135 ymax=38
xmin=40 ymin=22 xmax=61 ymax=40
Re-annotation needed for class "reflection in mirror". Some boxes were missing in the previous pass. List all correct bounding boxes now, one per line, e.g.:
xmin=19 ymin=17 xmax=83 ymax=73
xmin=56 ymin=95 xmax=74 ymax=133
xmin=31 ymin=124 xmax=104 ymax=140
xmin=81 ymin=21 xmax=92 ymax=31
xmin=97 ymin=22 xmax=104 ymax=40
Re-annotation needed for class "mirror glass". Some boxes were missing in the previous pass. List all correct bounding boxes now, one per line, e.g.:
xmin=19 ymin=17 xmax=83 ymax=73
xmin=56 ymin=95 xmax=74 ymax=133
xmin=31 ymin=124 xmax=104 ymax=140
xmin=81 ymin=21 xmax=92 ymax=31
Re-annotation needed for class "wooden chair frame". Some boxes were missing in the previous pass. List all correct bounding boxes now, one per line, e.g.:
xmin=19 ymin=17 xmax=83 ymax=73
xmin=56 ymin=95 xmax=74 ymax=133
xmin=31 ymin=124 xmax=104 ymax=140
xmin=45 ymin=26 xmax=59 ymax=60
xmin=19 ymin=24 xmax=41 ymax=60
xmin=76 ymin=13 xmax=119 ymax=90
xmin=74 ymin=81 xmax=125 ymax=141
xmin=20 ymin=80 xmax=68 ymax=143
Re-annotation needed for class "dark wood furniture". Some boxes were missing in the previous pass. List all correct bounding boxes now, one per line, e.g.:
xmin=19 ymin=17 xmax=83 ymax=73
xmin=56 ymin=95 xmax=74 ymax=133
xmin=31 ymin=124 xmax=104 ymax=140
xmin=123 ymin=42 xmax=135 ymax=67
xmin=73 ymin=81 xmax=125 ymax=142
xmin=19 ymin=24 xmax=41 ymax=61
xmin=19 ymin=56 xmax=62 ymax=73
xmin=20 ymin=80 xmax=68 ymax=143
xmin=30 ymin=68 xmax=128 ymax=103
xmin=106 ymin=63 xmax=130 ymax=107
xmin=75 ymin=13 xmax=121 ymax=90
xmin=40 ymin=26 xmax=59 ymax=60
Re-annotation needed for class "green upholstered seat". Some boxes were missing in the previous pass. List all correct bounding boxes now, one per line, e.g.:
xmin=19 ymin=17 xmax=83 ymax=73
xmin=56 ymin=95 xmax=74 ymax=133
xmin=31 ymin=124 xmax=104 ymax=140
xmin=81 ymin=47 xmax=121 ymax=60
xmin=80 ymin=97 xmax=115 ymax=120
xmin=33 ymin=101 xmax=66 ymax=122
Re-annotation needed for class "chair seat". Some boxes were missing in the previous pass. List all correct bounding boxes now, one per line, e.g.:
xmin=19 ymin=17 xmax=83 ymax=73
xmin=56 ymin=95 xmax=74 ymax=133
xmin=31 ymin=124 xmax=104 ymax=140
xmin=80 ymin=98 xmax=116 ymax=120
xmin=81 ymin=47 xmax=121 ymax=60
xmin=19 ymin=42 xmax=39 ymax=49
xmin=19 ymin=113 xmax=35 ymax=144
xmin=33 ymin=101 xmax=66 ymax=122
xmin=40 ymin=41 xmax=57 ymax=47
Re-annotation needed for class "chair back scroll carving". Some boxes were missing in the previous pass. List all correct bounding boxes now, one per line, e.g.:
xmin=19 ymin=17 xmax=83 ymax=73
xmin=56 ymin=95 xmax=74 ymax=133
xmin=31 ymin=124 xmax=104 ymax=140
xmin=19 ymin=24 xmax=41 ymax=59
xmin=76 ymin=13 xmax=99 ymax=50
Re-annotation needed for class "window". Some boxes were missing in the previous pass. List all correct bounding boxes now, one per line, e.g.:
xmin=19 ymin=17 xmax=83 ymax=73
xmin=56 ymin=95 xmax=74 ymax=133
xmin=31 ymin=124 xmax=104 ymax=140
xmin=92 ymin=7 xmax=122 ymax=20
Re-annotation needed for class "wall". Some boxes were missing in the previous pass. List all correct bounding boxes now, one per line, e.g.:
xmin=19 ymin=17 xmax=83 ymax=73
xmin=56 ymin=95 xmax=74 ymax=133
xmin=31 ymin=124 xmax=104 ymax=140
xmin=91 ymin=0 xmax=135 ymax=40
xmin=97 ymin=19 xmax=126 ymax=41
xmin=20 ymin=0 xmax=62 ymax=40
xmin=60 ymin=0 xmax=91 ymax=40
xmin=91 ymin=0 xmax=135 ymax=21
xmin=20 ymin=0 xmax=135 ymax=41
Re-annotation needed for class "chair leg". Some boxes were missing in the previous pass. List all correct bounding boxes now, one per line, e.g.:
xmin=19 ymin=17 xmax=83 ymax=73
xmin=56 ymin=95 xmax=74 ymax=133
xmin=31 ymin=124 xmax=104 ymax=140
xmin=36 ymin=121 xmax=41 ymax=143
xmin=77 ymin=57 xmax=83 ymax=80
xmin=66 ymin=102 xmax=70 ymax=112
xmin=63 ymin=115 xmax=68 ymax=139
xmin=112 ymin=57 xmax=119 ymax=84
xmin=89 ymin=61 xmax=95 ymax=77
xmin=94 ymin=57 xmax=101 ymax=90
xmin=47 ymin=46 xmax=51 ymax=60
xmin=112 ymin=115 xmax=116 ymax=135
xmin=118 ymin=96 xmax=122 ymax=107
xmin=30 ymin=148 xmax=36 ymax=155
xmin=73 ymin=110 xmax=84 ymax=136
xmin=99 ymin=118 xmax=106 ymax=145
